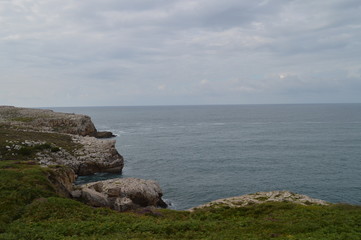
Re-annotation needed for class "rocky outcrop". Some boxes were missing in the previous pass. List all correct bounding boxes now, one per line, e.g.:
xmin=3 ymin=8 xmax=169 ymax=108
xmin=0 ymin=106 xmax=124 ymax=176
xmin=0 ymin=106 xmax=97 ymax=136
xmin=36 ymin=136 xmax=124 ymax=175
xmin=0 ymin=106 xmax=168 ymax=211
xmin=95 ymin=131 xmax=116 ymax=138
xmin=190 ymin=191 xmax=329 ymax=211
xmin=47 ymin=166 xmax=77 ymax=198
xmin=73 ymin=178 xmax=167 ymax=211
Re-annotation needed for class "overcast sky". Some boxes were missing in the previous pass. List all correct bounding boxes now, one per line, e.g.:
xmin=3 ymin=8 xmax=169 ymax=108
xmin=1 ymin=0 xmax=361 ymax=107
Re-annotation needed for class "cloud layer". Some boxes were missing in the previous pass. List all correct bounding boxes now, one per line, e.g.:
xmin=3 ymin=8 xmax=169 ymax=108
xmin=1 ymin=0 xmax=361 ymax=106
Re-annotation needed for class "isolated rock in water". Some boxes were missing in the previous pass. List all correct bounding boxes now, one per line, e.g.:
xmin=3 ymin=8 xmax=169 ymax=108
xmin=190 ymin=190 xmax=329 ymax=211
xmin=75 ymin=178 xmax=167 ymax=211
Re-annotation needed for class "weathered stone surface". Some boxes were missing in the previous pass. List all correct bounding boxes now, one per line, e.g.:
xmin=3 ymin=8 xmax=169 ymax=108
xmin=81 ymin=188 xmax=110 ymax=207
xmin=0 ymin=106 xmax=97 ymax=136
xmin=47 ymin=166 xmax=76 ymax=197
xmin=190 ymin=191 xmax=329 ymax=211
xmin=76 ymin=178 xmax=167 ymax=211
xmin=32 ymin=136 xmax=124 ymax=176
xmin=0 ymin=106 xmax=124 ymax=176
xmin=73 ymin=136 xmax=124 ymax=175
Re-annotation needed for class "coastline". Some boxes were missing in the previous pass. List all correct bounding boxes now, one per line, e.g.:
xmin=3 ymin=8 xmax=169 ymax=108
xmin=1 ymin=106 xmax=361 ymax=239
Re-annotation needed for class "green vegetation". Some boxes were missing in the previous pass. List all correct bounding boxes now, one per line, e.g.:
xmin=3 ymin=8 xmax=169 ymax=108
xmin=0 ymin=125 xmax=80 ymax=160
xmin=0 ymin=160 xmax=360 ymax=240
xmin=1 ymin=125 xmax=361 ymax=239
xmin=10 ymin=117 xmax=35 ymax=123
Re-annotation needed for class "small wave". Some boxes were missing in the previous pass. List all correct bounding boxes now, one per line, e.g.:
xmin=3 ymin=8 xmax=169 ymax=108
xmin=163 ymin=199 xmax=176 ymax=209
xmin=116 ymin=130 xmax=128 ymax=135
xmin=212 ymin=122 xmax=225 ymax=126
xmin=196 ymin=122 xmax=226 ymax=126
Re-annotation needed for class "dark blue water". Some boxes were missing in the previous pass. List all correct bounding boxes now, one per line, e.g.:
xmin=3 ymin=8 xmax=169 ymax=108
xmin=52 ymin=104 xmax=361 ymax=210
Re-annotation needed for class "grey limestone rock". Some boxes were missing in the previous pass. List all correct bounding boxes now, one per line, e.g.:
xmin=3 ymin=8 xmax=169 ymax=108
xmin=190 ymin=190 xmax=329 ymax=211
xmin=76 ymin=178 xmax=167 ymax=211
xmin=0 ymin=106 xmax=97 ymax=136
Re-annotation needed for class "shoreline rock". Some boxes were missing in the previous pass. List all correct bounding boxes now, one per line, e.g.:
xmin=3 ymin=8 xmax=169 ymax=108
xmin=190 ymin=190 xmax=329 ymax=211
xmin=74 ymin=178 xmax=167 ymax=211
xmin=36 ymin=135 xmax=124 ymax=176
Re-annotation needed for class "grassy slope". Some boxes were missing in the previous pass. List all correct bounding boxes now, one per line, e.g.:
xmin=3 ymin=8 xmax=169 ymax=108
xmin=1 ymin=128 xmax=361 ymax=239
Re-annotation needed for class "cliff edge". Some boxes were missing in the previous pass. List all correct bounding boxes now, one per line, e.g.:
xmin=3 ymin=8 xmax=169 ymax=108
xmin=0 ymin=106 xmax=166 ymax=210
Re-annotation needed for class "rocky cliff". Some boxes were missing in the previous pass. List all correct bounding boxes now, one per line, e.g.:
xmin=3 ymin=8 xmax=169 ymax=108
xmin=73 ymin=178 xmax=167 ymax=211
xmin=0 ymin=106 xmax=114 ymax=138
xmin=0 ymin=106 xmax=166 ymax=211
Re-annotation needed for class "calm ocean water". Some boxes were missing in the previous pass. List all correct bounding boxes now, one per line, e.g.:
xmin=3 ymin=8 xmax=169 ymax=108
xmin=52 ymin=104 xmax=361 ymax=210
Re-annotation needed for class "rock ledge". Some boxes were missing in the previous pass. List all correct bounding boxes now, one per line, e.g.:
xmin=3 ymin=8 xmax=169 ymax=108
xmin=74 ymin=178 xmax=167 ymax=211
xmin=190 ymin=191 xmax=329 ymax=211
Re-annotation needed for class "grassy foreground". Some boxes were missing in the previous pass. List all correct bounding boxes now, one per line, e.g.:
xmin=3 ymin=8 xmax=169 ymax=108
xmin=0 ymin=160 xmax=360 ymax=240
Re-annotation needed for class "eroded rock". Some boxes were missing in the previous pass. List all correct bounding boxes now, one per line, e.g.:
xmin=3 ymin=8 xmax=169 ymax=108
xmin=47 ymin=166 xmax=77 ymax=197
xmin=96 ymin=131 xmax=116 ymax=138
xmin=75 ymin=178 xmax=167 ymax=211
xmin=0 ymin=106 xmax=97 ymax=136
xmin=190 ymin=190 xmax=329 ymax=211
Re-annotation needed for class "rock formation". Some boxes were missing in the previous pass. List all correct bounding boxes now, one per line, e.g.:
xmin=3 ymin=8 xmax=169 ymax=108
xmin=47 ymin=166 xmax=77 ymax=198
xmin=190 ymin=190 xmax=329 ymax=211
xmin=0 ymin=106 xmax=97 ymax=136
xmin=0 ymin=106 xmax=123 ymax=176
xmin=0 ymin=106 xmax=116 ymax=138
xmin=73 ymin=178 xmax=167 ymax=211
xmin=36 ymin=136 xmax=124 ymax=175
xmin=0 ymin=106 xmax=167 ymax=211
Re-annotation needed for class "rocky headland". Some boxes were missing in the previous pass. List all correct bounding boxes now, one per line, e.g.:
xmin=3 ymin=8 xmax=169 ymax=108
xmin=0 ymin=106 xmax=165 ymax=211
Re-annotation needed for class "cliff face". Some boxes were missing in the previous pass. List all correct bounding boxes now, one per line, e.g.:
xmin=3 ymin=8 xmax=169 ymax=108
xmin=0 ymin=106 xmax=124 ymax=176
xmin=0 ymin=106 xmax=97 ymax=136
xmin=0 ymin=106 xmax=167 ymax=211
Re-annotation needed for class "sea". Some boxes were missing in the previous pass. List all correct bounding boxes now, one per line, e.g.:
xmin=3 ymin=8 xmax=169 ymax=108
xmin=51 ymin=104 xmax=361 ymax=210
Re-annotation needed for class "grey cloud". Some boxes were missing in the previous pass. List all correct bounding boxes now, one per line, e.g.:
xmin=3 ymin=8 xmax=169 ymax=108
xmin=0 ymin=0 xmax=361 ymax=107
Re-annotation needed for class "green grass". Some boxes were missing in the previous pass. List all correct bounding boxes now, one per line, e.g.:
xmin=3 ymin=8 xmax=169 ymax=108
xmin=10 ymin=117 xmax=35 ymax=123
xmin=0 ymin=160 xmax=360 ymax=240
xmin=0 ymin=161 xmax=57 ymax=232
xmin=0 ymin=126 xmax=80 ymax=160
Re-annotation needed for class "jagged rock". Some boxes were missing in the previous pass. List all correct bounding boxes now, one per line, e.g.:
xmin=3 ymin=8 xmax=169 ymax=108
xmin=73 ymin=136 xmax=124 ymax=175
xmin=190 ymin=190 xmax=329 ymax=211
xmin=33 ymin=136 xmax=124 ymax=176
xmin=75 ymin=178 xmax=167 ymax=211
xmin=96 ymin=131 xmax=116 ymax=138
xmin=81 ymin=188 xmax=110 ymax=207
